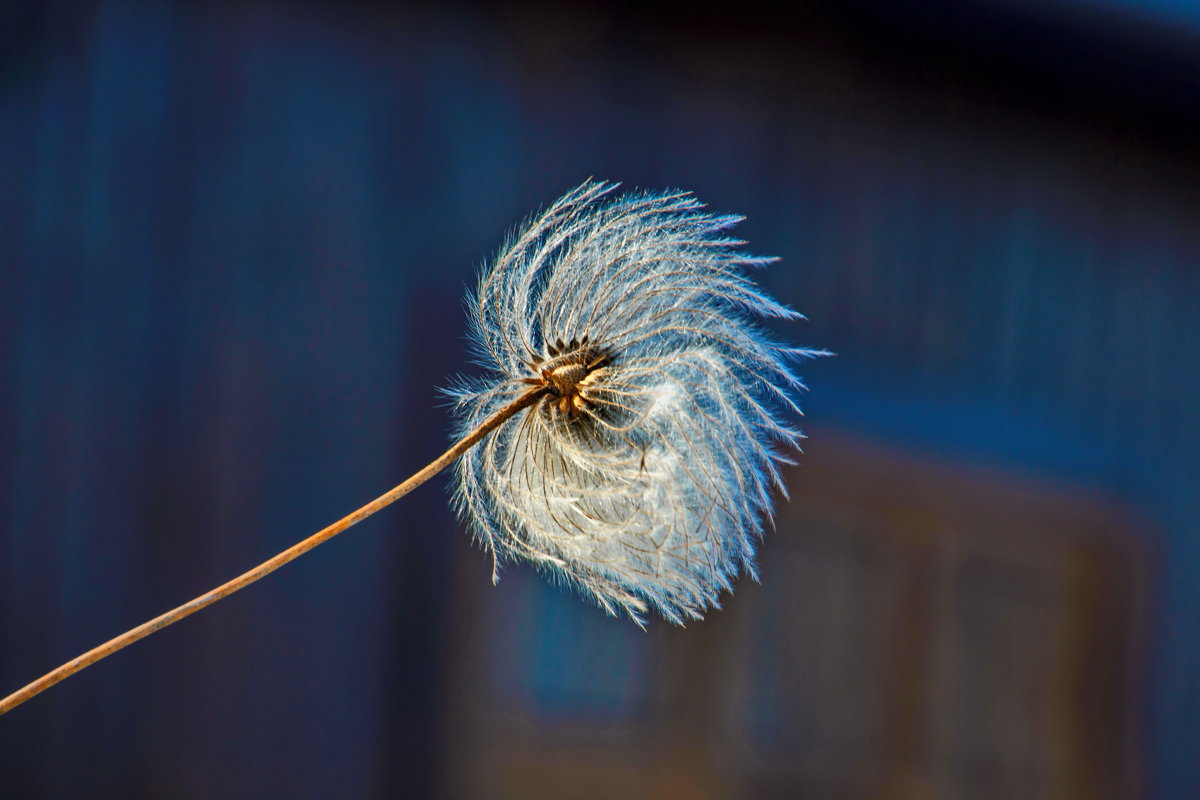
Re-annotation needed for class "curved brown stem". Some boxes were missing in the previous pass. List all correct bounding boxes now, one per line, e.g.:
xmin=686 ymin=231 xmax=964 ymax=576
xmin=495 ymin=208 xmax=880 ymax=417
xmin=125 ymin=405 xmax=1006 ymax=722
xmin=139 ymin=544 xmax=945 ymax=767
xmin=0 ymin=387 xmax=545 ymax=717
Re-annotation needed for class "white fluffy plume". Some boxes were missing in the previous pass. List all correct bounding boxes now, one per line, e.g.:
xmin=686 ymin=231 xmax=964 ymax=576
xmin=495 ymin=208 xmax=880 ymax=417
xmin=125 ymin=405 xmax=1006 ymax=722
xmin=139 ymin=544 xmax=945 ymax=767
xmin=447 ymin=180 xmax=822 ymax=625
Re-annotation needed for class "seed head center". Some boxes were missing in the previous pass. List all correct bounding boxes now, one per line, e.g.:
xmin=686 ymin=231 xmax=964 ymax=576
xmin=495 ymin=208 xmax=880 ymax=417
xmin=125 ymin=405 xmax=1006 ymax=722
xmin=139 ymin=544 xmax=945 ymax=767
xmin=524 ymin=336 xmax=609 ymax=419
xmin=546 ymin=362 xmax=588 ymax=397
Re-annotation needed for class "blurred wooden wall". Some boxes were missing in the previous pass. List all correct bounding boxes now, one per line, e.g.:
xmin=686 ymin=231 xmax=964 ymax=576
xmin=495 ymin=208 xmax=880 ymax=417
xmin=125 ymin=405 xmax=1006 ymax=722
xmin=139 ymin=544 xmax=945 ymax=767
xmin=440 ymin=430 xmax=1149 ymax=800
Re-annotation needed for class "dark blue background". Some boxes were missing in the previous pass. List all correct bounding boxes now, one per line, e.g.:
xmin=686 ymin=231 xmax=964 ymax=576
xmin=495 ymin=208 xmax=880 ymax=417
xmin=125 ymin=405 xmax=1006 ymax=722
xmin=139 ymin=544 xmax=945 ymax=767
xmin=1 ymin=1 xmax=1197 ymax=797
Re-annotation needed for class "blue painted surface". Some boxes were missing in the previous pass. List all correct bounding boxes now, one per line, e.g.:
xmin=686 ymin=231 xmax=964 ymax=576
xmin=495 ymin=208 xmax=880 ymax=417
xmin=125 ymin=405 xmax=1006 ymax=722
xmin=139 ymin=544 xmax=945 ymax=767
xmin=1 ymin=1 xmax=1197 ymax=796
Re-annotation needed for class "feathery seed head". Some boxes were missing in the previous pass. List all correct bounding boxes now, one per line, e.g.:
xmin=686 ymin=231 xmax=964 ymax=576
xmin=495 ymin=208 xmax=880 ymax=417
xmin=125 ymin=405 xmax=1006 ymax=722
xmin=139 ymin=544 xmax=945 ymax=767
xmin=447 ymin=180 xmax=823 ymax=625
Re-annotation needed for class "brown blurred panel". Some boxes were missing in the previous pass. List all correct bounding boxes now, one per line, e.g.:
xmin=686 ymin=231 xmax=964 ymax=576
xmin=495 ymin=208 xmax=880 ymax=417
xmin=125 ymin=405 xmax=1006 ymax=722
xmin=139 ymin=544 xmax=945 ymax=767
xmin=441 ymin=428 xmax=1149 ymax=800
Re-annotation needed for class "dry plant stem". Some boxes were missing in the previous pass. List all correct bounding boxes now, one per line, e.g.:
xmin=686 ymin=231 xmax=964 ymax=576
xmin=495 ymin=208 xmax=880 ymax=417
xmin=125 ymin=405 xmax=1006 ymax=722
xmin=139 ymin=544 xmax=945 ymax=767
xmin=0 ymin=387 xmax=547 ymax=717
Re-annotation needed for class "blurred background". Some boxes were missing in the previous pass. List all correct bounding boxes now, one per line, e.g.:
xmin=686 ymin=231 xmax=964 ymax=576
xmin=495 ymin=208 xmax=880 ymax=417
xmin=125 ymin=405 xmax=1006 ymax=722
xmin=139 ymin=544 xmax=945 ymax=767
xmin=1 ymin=0 xmax=1197 ymax=797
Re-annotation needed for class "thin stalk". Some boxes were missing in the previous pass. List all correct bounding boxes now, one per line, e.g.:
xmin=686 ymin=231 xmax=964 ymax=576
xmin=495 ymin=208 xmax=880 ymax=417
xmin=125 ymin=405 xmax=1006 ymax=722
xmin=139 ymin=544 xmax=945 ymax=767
xmin=0 ymin=387 xmax=546 ymax=717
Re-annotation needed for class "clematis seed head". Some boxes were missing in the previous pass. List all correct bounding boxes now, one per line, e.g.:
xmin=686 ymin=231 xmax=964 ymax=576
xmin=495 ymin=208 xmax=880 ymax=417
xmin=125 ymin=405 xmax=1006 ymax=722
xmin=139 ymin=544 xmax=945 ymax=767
xmin=446 ymin=180 xmax=825 ymax=625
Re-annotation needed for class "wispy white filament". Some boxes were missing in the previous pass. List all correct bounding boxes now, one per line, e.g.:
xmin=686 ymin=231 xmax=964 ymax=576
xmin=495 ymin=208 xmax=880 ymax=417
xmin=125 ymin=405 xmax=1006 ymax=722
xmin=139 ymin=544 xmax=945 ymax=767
xmin=448 ymin=180 xmax=823 ymax=625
